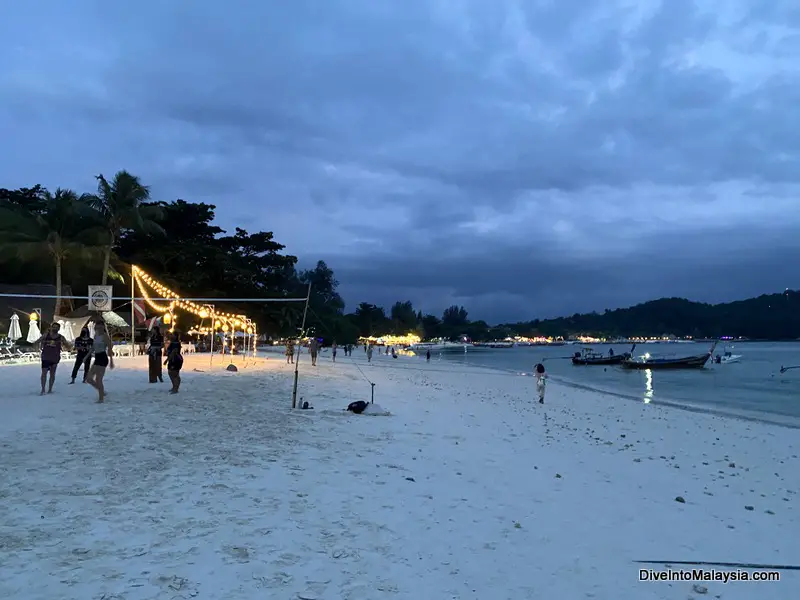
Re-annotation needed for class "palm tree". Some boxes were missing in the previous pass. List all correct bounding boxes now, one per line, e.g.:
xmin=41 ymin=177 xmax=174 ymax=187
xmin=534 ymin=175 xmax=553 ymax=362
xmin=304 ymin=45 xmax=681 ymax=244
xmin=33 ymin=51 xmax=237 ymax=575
xmin=88 ymin=170 xmax=164 ymax=284
xmin=0 ymin=188 xmax=98 ymax=316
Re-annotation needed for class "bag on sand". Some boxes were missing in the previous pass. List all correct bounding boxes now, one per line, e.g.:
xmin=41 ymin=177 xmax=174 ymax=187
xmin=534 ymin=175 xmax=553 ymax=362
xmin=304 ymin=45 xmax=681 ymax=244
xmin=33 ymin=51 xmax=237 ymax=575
xmin=347 ymin=400 xmax=368 ymax=414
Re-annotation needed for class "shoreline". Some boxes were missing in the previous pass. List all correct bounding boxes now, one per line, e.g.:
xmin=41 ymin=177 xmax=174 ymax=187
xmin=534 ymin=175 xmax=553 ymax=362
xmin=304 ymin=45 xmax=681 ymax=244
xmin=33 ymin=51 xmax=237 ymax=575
xmin=341 ymin=351 xmax=800 ymax=431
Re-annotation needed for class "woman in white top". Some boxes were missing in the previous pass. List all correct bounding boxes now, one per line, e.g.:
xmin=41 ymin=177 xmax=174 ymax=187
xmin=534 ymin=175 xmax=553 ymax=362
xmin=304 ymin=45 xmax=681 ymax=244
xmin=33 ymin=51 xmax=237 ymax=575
xmin=86 ymin=320 xmax=115 ymax=403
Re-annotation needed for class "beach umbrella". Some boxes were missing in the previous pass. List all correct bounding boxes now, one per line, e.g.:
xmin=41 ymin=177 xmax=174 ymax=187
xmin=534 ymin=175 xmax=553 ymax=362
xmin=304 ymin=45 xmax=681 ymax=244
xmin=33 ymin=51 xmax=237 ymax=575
xmin=8 ymin=314 xmax=22 ymax=342
xmin=59 ymin=320 xmax=76 ymax=343
xmin=26 ymin=315 xmax=41 ymax=343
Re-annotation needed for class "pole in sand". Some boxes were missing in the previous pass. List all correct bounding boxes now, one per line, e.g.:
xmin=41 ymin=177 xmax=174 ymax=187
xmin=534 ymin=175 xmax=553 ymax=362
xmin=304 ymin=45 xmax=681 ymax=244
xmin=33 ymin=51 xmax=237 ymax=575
xmin=291 ymin=283 xmax=312 ymax=409
xmin=370 ymin=382 xmax=375 ymax=404
xmin=209 ymin=308 xmax=215 ymax=369
xmin=130 ymin=265 xmax=136 ymax=358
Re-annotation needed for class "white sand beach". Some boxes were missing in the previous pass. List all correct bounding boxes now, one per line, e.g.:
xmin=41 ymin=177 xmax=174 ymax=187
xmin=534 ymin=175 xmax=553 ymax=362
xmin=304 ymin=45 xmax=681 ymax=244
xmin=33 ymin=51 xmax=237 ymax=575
xmin=1 ymin=349 xmax=798 ymax=600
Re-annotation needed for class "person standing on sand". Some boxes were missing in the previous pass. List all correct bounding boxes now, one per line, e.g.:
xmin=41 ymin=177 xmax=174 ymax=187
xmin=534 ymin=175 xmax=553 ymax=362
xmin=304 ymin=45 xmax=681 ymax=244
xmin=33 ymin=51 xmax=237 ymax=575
xmin=534 ymin=363 xmax=546 ymax=404
xmin=147 ymin=326 xmax=164 ymax=383
xmin=37 ymin=322 xmax=72 ymax=395
xmin=309 ymin=338 xmax=319 ymax=366
xmin=86 ymin=320 xmax=114 ymax=403
xmin=164 ymin=332 xmax=184 ymax=394
xmin=69 ymin=326 xmax=93 ymax=384
xmin=285 ymin=339 xmax=295 ymax=364
xmin=367 ymin=344 xmax=373 ymax=363
xmin=426 ymin=350 xmax=431 ymax=362
xmin=332 ymin=340 xmax=337 ymax=362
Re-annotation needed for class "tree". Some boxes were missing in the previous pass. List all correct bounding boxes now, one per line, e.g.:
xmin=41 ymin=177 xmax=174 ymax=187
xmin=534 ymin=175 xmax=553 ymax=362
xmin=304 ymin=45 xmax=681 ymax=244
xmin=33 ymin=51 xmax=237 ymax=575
xmin=89 ymin=171 xmax=164 ymax=284
xmin=419 ymin=314 xmax=442 ymax=339
xmin=390 ymin=300 xmax=417 ymax=333
xmin=297 ymin=260 xmax=346 ymax=340
xmin=352 ymin=302 xmax=389 ymax=337
xmin=0 ymin=188 xmax=98 ymax=316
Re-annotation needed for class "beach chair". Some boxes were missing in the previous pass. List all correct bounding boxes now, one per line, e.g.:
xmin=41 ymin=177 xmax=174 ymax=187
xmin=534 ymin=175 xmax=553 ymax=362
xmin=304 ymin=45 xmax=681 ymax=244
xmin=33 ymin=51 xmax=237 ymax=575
xmin=14 ymin=348 xmax=38 ymax=362
xmin=0 ymin=347 xmax=20 ymax=363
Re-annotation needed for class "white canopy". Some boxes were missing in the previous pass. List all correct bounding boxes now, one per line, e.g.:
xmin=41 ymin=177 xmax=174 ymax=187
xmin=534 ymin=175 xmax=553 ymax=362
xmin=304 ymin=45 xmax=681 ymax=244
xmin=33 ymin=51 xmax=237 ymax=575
xmin=26 ymin=318 xmax=41 ymax=343
xmin=58 ymin=319 xmax=76 ymax=342
xmin=7 ymin=314 xmax=22 ymax=341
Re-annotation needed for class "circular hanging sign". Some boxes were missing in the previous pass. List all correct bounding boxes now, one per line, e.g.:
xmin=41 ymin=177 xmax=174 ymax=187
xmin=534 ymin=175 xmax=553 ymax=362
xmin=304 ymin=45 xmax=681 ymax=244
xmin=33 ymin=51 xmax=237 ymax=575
xmin=90 ymin=289 xmax=110 ymax=309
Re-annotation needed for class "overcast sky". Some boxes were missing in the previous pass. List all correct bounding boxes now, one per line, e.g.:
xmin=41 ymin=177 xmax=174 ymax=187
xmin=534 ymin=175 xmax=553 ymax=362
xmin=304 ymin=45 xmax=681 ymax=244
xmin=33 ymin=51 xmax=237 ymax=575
xmin=2 ymin=1 xmax=799 ymax=323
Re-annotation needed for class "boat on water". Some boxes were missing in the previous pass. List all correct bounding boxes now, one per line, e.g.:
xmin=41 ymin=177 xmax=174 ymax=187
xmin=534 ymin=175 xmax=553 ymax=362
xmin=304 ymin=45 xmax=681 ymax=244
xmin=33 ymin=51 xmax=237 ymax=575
xmin=409 ymin=341 xmax=469 ymax=354
xmin=473 ymin=340 xmax=514 ymax=348
xmin=572 ymin=345 xmax=634 ymax=366
xmin=621 ymin=342 xmax=717 ymax=370
xmin=713 ymin=345 xmax=742 ymax=364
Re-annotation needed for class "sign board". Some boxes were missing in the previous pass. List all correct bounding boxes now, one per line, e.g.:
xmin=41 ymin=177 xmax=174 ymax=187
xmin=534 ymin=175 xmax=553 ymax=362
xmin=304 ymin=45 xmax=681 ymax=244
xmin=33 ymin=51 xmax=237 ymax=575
xmin=88 ymin=285 xmax=113 ymax=312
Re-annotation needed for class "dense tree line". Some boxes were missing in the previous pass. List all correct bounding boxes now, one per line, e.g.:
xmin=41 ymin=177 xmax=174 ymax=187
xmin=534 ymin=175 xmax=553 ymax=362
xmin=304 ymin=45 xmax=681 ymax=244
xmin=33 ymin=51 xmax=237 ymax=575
xmin=2 ymin=176 xmax=798 ymax=342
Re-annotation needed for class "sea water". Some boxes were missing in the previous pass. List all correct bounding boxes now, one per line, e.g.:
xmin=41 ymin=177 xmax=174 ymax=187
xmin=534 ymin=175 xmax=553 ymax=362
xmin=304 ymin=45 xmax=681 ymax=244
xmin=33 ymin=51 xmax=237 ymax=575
xmin=436 ymin=342 xmax=800 ymax=427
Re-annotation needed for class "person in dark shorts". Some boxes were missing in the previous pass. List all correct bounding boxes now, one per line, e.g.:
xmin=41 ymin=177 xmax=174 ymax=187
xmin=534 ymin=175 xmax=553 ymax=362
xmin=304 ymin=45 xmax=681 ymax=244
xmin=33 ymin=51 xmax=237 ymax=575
xmin=164 ymin=332 xmax=184 ymax=394
xmin=69 ymin=326 xmax=93 ymax=384
xmin=37 ymin=322 xmax=72 ymax=395
xmin=86 ymin=320 xmax=114 ymax=403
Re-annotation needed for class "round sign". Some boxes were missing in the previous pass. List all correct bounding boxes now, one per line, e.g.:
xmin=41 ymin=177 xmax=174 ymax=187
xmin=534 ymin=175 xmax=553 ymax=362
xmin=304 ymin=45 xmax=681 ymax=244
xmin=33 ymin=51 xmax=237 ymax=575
xmin=90 ymin=289 xmax=109 ymax=309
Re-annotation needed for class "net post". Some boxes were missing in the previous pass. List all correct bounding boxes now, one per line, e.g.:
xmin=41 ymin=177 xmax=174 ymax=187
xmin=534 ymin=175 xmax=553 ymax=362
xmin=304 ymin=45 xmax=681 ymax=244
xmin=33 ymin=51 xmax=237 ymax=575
xmin=130 ymin=265 xmax=136 ymax=358
xmin=370 ymin=382 xmax=375 ymax=404
xmin=291 ymin=283 xmax=312 ymax=409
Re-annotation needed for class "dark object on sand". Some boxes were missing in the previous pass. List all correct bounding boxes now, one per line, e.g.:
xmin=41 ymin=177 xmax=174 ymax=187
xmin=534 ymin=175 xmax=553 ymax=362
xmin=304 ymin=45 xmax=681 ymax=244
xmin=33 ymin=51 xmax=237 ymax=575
xmin=621 ymin=342 xmax=717 ymax=370
xmin=226 ymin=364 xmax=238 ymax=372
xmin=347 ymin=400 xmax=368 ymax=414
xmin=301 ymin=401 xmax=313 ymax=409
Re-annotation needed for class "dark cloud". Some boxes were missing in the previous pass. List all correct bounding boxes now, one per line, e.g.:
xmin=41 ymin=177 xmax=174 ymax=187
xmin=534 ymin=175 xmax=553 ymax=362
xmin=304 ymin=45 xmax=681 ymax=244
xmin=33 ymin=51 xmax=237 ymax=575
xmin=1 ymin=0 xmax=798 ymax=322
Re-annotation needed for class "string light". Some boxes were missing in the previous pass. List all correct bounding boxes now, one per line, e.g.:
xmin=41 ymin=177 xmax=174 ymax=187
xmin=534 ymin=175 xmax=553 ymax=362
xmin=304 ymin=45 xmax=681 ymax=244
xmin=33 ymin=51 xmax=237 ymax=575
xmin=132 ymin=265 xmax=251 ymax=326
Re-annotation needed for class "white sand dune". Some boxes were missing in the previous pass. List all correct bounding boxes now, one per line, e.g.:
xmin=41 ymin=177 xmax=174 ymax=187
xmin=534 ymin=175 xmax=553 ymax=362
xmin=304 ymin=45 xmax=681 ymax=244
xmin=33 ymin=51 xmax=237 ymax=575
xmin=0 ymin=350 xmax=797 ymax=599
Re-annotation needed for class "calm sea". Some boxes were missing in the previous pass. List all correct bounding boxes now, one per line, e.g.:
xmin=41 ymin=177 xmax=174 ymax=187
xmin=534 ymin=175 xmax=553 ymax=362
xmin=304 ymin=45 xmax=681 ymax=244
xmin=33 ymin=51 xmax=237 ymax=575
xmin=435 ymin=342 xmax=800 ymax=428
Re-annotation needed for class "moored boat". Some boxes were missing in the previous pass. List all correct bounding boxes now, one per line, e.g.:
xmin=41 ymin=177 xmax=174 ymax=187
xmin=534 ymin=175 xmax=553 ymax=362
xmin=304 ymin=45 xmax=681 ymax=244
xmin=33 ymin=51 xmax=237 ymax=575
xmin=621 ymin=343 xmax=717 ymax=370
xmin=409 ymin=341 xmax=469 ymax=354
xmin=571 ymin=345 xmax=633 ymax=366
xmin=713 ymin=345 xmax=742 ymax=364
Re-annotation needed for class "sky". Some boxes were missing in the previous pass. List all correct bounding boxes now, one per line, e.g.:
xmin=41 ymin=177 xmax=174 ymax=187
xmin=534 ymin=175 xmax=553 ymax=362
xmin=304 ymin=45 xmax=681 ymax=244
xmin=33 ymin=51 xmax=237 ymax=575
xmin=2 ymin=0 xmax=799 ymax=323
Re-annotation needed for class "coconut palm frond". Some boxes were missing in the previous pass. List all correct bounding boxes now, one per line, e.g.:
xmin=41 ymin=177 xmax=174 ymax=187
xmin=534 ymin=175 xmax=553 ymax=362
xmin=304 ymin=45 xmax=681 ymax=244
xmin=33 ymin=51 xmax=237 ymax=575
xmin=107 ymin=266 xmax=125 ymax=283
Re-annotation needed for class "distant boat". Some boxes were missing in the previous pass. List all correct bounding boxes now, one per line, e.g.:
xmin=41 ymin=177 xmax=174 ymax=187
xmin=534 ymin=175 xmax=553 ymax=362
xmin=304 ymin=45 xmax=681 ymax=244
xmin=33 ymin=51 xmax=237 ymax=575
xmin=473 ymin=341 xmax=514 ymax=348
xmin=572 ymin=345 xmax=634 ymax=366
xmin=409 ymin=341 xmax=469 ymax=354
xmin=621 ymin=343 xmax=717 ymax=370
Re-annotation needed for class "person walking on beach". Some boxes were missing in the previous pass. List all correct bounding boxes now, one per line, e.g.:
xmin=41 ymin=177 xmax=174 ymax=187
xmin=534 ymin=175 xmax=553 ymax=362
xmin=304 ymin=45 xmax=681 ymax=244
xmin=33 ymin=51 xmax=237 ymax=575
xmin=534 ymin=363 xmax=546 ymax=404
xmin=86 ymin=320 xmax=114 ymax=403
xmin=309 ymin=338 xmax=319 ymax=366
xmin=164 ymin=332 xmax=184 ymax=394
xmin=426 ymin=349 xmax=431 ymax=362
xmin=332 ymin=340 xmax=338 ymax=362
xmin=37 ymin=322 xmax=72 ymax=395
xmin=147 ymin=326 xmax=164 ymax=383
xmin=367 ymin=344 xmax=374 ymax=363
xmin=69 ymin=326 xmax=93 ymax=384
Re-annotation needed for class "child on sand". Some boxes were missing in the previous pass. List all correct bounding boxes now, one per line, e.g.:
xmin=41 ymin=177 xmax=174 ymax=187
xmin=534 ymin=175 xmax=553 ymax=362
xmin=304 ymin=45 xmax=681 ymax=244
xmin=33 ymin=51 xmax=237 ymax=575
xmin=164 ymin=332 xmax=184 ymax=394
xmin=534 ymin=363 xmax=546 ymax=404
